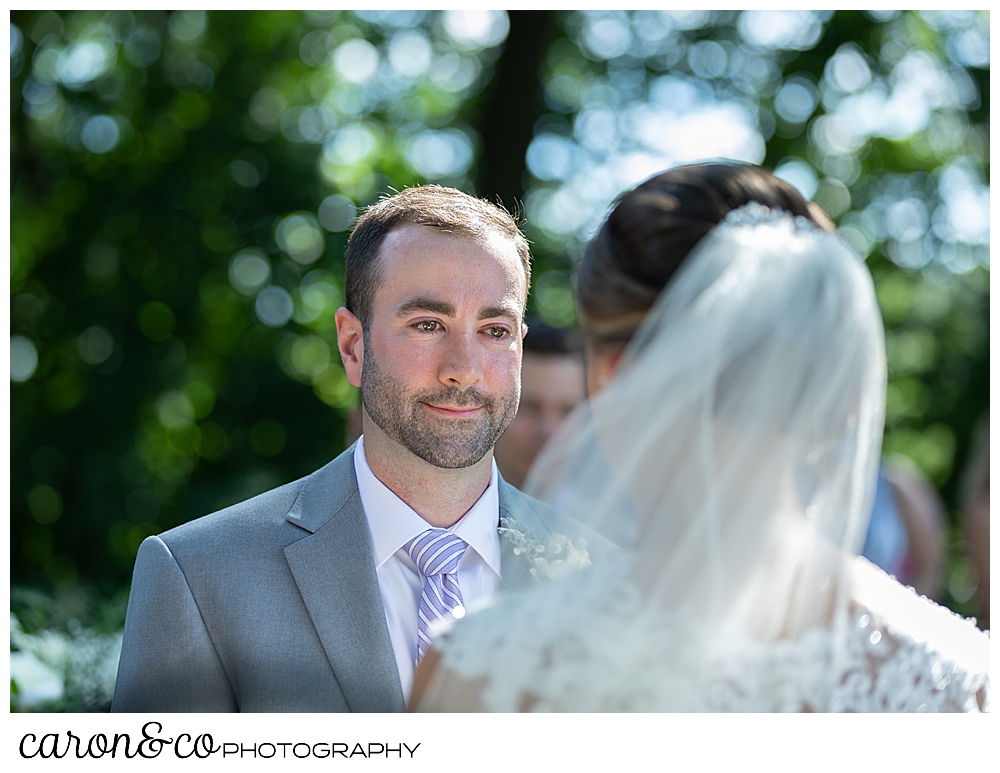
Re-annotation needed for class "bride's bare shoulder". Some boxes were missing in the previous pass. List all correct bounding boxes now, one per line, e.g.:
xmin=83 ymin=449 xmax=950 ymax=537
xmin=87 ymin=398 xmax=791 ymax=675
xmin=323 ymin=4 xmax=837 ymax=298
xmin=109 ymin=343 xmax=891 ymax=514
xmin=409 ymin=646 xmax=493 ymax=712
xmin=849 ymin=555 xmax=989 ymax=675
xmin=410 ymin=644 xmax=539 ymax=712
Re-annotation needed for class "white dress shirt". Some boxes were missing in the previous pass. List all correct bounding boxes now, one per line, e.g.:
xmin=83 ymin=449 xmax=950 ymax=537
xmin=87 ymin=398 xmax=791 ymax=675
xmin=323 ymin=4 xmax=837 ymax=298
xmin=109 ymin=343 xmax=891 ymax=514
xmin=353 ymin=436 xmax=502 ymax=701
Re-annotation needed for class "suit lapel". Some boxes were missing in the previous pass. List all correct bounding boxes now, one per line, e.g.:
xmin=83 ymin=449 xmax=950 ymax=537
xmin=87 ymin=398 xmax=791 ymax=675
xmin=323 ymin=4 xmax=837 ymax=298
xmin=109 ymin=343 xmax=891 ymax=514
xmin=497 ymin=478 xmax=547 ymax=590
xmin=496 ymin=477 xmax=614 ymax=590
xmin=283 ymin=447 xmax=404 ymax=712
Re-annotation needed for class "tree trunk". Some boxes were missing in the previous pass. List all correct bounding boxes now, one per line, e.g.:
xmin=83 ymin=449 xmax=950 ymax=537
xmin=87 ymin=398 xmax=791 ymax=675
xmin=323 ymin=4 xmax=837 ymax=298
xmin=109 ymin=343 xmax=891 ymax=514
xmin=475 ymin=11 xmax=558 ymax=215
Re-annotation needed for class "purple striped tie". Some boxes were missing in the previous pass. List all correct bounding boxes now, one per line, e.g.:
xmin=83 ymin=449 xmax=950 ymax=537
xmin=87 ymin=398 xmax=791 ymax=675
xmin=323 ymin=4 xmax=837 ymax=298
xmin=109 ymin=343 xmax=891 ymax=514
xmin=405 ymin=529 xmax=468 ymax=665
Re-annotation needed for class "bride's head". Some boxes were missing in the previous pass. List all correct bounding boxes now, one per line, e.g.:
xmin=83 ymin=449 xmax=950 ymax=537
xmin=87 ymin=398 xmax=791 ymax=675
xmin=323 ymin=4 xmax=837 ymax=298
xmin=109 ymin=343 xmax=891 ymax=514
xmin=526 ymin=162 xmax=885 ymax=629
xmin=576 ymin=163 xmax=834 ymax=393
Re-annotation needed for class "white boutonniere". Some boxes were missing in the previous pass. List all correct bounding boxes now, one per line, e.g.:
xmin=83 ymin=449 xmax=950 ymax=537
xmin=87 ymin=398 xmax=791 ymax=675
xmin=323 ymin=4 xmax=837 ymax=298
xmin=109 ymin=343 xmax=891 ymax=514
xmin=499 ymin=517 xmax=591 ymax=581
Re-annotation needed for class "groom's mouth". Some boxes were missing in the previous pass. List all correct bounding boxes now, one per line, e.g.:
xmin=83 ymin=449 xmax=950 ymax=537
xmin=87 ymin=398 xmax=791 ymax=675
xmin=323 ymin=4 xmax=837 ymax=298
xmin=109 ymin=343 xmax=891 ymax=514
xmin=420 ymin=402 xmax=484 ymax=419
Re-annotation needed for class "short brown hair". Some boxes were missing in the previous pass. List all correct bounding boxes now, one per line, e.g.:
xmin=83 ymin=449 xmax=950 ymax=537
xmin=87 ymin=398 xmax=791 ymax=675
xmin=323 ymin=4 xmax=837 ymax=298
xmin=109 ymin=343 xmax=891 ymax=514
xmin=344 ymin=185 xmax=532 ymax=329
xmin=578 ymin=163 xmax=834 ymax=348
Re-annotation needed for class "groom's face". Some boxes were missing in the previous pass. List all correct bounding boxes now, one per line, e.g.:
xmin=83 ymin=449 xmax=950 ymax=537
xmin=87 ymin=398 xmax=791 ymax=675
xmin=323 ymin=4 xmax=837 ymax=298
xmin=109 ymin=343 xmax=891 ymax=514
xmin=349 ymin=224 xmax=527 ymax=468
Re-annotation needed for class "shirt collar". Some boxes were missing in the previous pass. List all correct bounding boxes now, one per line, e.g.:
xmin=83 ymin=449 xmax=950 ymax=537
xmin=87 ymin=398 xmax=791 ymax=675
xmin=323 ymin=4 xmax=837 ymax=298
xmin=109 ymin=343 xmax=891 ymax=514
xmin=354 ymin=436 xmax=502 ymax=576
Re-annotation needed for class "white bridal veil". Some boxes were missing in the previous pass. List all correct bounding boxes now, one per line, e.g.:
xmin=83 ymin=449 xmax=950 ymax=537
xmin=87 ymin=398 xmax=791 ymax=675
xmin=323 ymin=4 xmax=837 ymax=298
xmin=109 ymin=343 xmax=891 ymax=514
xmin=423 ymin=203 xmax=984 ymax=711
xmin=526 ymin=202 xmax=885 ymax=637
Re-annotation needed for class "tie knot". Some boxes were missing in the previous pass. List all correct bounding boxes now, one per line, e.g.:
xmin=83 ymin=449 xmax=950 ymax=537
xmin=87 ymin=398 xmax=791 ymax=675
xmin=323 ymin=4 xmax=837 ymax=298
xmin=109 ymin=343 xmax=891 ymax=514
xmin=405 ymin=529 xmax=467 ymax=577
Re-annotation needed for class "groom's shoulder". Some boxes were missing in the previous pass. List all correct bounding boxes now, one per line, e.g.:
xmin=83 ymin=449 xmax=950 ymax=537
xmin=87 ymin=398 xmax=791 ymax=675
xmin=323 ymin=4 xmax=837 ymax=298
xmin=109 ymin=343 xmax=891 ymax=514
xmin=157 ymin=444 xmax=358 ymax=554
xmin=498 ymin=478 xmax=605 ymax=547
xmin=499 ymin=481 xmax=562 ymax=527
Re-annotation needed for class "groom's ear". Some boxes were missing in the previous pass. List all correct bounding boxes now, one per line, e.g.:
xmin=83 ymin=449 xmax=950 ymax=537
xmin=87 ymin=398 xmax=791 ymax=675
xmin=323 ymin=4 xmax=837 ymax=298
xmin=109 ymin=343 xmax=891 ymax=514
xmin=335 ymin=307 xmax=365 ymax=388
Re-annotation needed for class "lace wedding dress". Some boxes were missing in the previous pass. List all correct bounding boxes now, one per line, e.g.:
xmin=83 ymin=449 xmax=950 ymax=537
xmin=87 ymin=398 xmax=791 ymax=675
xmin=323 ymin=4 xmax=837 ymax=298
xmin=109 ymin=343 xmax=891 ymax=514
xmin=417 ymin=205 xmax=990 ymax=712
xmin=430 ymin=554 xmax=988 ymax=712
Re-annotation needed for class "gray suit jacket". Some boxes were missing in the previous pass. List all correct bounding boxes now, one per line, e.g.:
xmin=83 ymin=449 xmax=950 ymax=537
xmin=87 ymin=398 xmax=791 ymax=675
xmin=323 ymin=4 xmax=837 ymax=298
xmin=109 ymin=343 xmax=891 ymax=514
xmin=111 ymin=444 xmax=596 ymax=712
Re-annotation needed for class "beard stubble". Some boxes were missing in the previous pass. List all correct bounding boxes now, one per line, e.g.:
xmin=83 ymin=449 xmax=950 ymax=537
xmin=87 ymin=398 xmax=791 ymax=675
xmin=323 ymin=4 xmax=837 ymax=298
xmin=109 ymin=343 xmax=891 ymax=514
xmin=360 ymin=338 xmax=519 ymax=469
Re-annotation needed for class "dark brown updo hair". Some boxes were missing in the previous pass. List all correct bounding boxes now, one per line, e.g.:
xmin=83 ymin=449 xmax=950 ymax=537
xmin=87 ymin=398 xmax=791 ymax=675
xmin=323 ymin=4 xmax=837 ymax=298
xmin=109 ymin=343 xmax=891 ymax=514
xmin=577 ymin=163 xmax=834 ymax=349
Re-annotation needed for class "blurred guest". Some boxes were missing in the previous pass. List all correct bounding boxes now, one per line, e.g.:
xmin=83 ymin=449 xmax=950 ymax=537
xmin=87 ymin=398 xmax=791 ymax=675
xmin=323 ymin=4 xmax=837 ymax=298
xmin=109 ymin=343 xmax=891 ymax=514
xmin=961 ymin=416 xmax=989 ymax=628
xmin=345 ymin=402 xmax=364 ymax=447
xmin=493 ymin=321 xmax=586 ymax=489
xmin=863 ymin=458 xmax=947 ymax=600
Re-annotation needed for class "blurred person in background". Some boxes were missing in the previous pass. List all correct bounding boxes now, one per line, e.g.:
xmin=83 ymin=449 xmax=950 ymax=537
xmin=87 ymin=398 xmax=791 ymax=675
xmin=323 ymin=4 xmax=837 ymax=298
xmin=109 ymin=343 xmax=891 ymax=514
xmin=493 ymin=321 xmax=586 ymax=489
xmin=863 ymin=460 xmax=947 ymax=601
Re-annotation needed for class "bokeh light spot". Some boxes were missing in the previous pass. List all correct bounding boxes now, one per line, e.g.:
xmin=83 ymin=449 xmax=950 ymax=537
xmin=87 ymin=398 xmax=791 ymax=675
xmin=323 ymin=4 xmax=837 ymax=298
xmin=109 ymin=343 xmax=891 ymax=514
xmin=229 ymin=248 xmax=271 ymax=296
xmin=81 ymin=115 xmax=121 ymax=154
xmin=739 ymin=10 xmax=824 ymax=51
xmin=255 ymin=286 xmax=294 ymax=327
xmin=333 ymin=39 xmax=380 ymax=84
xmin=318 ymin=194 xmax=357 ymax=232
xmin=77 ymin=326 xmax=115 ymax=365
xmin=774 ymin=77 xmax=818 ymax=124
xmin=442 ymin=10 xmax=509 ymax=51
xmin=275 ymin=213 xmax=325 ymax=265
xmin=156 ymin=391 xmax=196 ymax=431
xmin=774 ymin=158 xmax=819 ymax=200
xmin=124 ymin=27 xmax=161 ymax=68
xmin=28 ymin=485 xmax=63 ymax=525
xmin=138 ymin=302 xmax=176 ymax=341
xmin=10 ymin=336 xmax=39 ymax=382
xmin=250 ymin=419 xmax=286 ymax=457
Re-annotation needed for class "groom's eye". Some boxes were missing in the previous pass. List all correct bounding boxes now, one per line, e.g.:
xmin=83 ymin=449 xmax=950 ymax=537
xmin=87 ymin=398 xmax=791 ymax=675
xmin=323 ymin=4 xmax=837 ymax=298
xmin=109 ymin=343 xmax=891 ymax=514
xmin=415 ymin=320 xmax=440 ymax=332
xmin=485 ymin=326 xmax=509 ymax=339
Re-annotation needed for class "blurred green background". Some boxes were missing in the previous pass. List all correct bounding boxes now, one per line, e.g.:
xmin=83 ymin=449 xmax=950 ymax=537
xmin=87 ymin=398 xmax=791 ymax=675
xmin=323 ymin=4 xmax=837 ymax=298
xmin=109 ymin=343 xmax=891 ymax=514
xmin=9 ymin=10 xmax=989 ymax=710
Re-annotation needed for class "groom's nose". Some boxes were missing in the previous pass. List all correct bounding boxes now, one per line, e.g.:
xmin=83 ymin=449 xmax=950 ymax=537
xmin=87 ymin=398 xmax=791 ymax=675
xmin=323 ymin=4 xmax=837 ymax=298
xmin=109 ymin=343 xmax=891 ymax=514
xmin=438 ymin=330 xmax=484 ymax=390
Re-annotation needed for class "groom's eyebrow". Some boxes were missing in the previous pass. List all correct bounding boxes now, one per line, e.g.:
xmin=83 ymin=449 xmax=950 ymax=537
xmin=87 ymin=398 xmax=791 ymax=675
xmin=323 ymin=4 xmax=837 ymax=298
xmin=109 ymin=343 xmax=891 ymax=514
xmin=395 ymin=297 xmax=456 ymax=317
xmin=395 ymin=297 xmax=520 ymax=323
xmin=477 ymin=303 xmax=520 ymax=323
